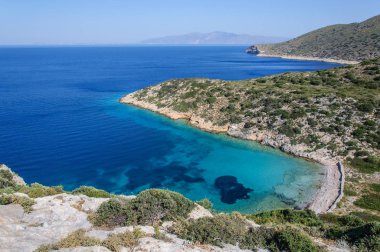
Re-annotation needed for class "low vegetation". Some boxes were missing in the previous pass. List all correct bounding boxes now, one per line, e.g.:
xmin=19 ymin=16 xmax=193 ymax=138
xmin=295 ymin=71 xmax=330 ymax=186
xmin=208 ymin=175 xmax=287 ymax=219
xmin=92 ymin=189 xmax=195 ymax=227
xmin=172 ymin=213 xmax=318 ymax=252
xmin=36 ymin=228 xmax=145 ymax=252
xmin=0 ymin=194 xmax=35 ymax=213
xmin=72 ymin=186 xmax=111 ymax=198
xmin=0 ymin=170 xmax=113 ymax=212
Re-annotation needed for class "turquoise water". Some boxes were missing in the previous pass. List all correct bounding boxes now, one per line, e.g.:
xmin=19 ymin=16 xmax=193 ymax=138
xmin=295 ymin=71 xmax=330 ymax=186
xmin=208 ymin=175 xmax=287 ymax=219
xmin=0 ymin=46 xmax=336 ymax=213
xmin=106 ymin=98 xmax=324 ymax=212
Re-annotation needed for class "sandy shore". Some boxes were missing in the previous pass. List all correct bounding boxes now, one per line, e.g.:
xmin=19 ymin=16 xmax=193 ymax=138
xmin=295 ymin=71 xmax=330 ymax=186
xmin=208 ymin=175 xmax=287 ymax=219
xmin=257 ymin=53 xmax=359 ymax=65
xmin=120 ymin=94 xmax=344 ymax=214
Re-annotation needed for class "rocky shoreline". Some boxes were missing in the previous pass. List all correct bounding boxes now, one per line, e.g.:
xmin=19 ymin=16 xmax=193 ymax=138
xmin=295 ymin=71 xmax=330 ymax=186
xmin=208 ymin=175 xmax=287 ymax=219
xmin=120 ymin=95 xmax=344 ymax=214
xmin=257 ymin=53 xmax=359 ymax=65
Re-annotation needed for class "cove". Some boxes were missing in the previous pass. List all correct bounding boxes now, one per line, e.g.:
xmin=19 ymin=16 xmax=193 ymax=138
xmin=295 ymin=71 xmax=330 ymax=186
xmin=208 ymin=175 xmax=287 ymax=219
xmin=0 ymin=46 xmax=337 ymax=213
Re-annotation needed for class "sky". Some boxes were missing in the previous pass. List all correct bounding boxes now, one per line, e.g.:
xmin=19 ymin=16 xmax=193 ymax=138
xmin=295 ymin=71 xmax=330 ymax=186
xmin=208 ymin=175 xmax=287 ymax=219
xmin=1 ymin=0 xmax=380 ymax=45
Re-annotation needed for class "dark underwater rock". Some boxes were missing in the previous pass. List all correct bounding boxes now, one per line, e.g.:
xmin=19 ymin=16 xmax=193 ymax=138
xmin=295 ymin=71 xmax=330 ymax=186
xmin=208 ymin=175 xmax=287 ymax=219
xmin=214 ymin=175 xmax=253 ymax=204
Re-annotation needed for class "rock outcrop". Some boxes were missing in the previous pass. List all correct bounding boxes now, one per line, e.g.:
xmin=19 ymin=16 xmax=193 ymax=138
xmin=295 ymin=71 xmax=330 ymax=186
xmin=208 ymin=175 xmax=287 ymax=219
xmin=245 ymin=45 xmax=260 ymax=54
xmin=0 ymin=164 xmax=26 ymax=186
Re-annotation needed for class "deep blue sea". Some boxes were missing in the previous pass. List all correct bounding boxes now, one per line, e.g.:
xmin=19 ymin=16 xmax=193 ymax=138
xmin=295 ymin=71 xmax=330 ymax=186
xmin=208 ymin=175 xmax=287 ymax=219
xmin=0 ymin=46 xmax=341 ymax=212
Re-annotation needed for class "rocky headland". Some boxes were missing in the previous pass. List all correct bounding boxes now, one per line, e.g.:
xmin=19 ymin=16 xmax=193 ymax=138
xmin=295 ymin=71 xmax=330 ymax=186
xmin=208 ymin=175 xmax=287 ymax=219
xmin=246 ymin=15 xmax=380 ymax=64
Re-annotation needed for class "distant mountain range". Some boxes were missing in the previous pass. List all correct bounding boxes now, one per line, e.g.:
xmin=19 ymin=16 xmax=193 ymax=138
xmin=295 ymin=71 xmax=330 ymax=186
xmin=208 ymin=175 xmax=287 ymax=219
xmin=251 ymin=14 xmax=380 ymax=61
xmin=141 ymin=31 xmax=288 ymax=45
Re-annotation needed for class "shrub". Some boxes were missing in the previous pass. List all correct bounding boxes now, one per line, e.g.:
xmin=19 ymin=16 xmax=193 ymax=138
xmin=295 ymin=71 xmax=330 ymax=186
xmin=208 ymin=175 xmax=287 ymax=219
xmin=370 ymin=183 xmax=380 ymax=193
xmin=72 ymin=186 xmax=111 ymax=198
xmin=356 ymin=100 xmax=375 ymax=112
xmin=248 ymin=209 xmax=322 ymax=227
xmin=349 ymin=156 xmax=380 ymax=173
xmin=0 ymin=169 xmax=16 ymax=189
xmin=36 ymin=229 xmax=101 ymax=251
xmin=195 ymin=198 xmax=213 ymax=209
xmin=278 ymin=124 xmax=301 ymax=138
xmin=0 ymin=194 xmax=35 ymax=213
xmin=93 ymin=189 xmax=195 ymax=227
xmin=354 ymin=194 xmax=380 ymax=211
xmin=326 ymin=222 xmax=380 ymax=252
xmin=18 ymin=183 xmax=64 ymax=198
xmin=272 ymin=229 xmax=318 ymax=252
xmin=351 ymin=212 xmax=380 ymax=222
xmin=102 ymin=229 xmax=145 ymax=252
xmin=92 ymin=198 xmax=127 ymax=227
xmin=125 ymin=189 xmax=195 ymax=225
xmin=172 ymin=213 xmax=253 ymax=247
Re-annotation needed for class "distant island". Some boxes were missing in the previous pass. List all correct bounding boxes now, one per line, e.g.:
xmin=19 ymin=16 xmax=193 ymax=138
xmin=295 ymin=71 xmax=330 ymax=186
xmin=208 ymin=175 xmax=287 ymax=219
xmin=246 ymin=15 xmax=380 ymax=63
xmin=141 ymin=31 xmax=288 ymax=45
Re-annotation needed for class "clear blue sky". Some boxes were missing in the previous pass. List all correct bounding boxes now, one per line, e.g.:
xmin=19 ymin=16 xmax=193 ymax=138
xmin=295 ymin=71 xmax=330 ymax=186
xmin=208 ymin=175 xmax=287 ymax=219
xmin=1 ymin=0 xmax=379 ymax=45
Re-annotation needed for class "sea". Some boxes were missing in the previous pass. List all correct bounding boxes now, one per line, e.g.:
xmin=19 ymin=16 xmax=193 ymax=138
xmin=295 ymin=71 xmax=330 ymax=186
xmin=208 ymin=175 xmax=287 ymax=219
xmin=0 ymin=46 xmax=341 ymax=212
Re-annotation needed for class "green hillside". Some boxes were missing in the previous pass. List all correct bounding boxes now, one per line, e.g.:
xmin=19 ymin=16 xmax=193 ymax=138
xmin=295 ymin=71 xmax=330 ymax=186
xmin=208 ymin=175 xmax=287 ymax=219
xmin=127 ymin=58 xmax=380 ymax=164
xmin=254 ymin=15 xmax=380 ymax=61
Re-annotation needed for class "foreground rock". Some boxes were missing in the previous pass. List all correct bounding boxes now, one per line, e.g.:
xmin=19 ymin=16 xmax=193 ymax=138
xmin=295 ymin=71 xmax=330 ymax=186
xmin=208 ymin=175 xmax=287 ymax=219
xmin=0 ymin=190 xmax=236 ymax=252
xmin=0 ymin=193 xmax=107 ymax=252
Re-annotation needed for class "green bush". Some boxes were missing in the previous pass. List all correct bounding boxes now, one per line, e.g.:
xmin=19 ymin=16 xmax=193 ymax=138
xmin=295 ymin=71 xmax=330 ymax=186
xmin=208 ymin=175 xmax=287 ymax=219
xmin=172 ymin=213 xmax=318 ymax=251
xmin=370 ymin=183 xmax=380 ymax=193
xmin=36 ymin=229 xmax=101 ymax=251
xmin=92 ymin=198 xmax=128 ymax=227
xmin=0 ymin=169 xmax=16 ymax=189
xmin=354 ymin=194 xmax=380 ymax=211
xmin=18 ymin=183 xmax=64 ymax=198
xmin=195 ymin=198 xmax=213 ymax=209
xmin=351 ymin=212 xmax=380 ymax=222
xmin=93 ymin=189 xmax=195 ymax=227
xmin=72 ymin=186 xmax=111 ymax=198
xmin=349 ymin=156 xmax=380 ymax=173
xmin=125 ymin=189 xmax=195 ymax=225
xmin=102 ymin=229 xmax=145 ymax=252
xmin=248 ymin=209 xmax=322 ymax=227
xmin=172 ymin=213 xmax=258 ymax=248
xmin=326 ymin=222 xmax=380 ymax=252
xmin=356 ymin=100 xmax=375 ymax=112
xmin=0 ymin=194 xmax=35 ymax=213
xmin=272 ymin=229 xmax=318 ymax=252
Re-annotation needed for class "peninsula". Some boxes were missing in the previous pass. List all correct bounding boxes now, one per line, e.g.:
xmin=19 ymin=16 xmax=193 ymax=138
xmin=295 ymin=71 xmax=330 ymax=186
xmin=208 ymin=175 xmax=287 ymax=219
xmin=246 ymin=15 xmax=380 ymax=64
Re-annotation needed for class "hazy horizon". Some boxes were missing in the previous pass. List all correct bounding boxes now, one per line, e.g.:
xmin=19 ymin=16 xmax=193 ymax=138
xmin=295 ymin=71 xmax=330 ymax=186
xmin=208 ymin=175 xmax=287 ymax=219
xmin=1 ymin=0 xmax=380 ymax=45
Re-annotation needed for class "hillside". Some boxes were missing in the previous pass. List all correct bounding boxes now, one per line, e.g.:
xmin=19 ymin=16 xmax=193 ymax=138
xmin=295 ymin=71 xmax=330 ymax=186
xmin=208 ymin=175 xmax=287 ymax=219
xmin=141 ymin=31 xmax=287 ymax=45
xmin=122 ymin=59 xmax=380 ymax=164
xmin=1 ymin=164 xmax=379 ymax=252
xmin=249 ymin=15 xmax=380 ymax=62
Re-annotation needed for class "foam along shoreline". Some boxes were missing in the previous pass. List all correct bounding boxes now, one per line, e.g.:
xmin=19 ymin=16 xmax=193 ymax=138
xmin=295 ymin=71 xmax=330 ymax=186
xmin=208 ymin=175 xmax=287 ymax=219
xmin=257 ymin=53 xmax=359 ymax=65
xmin=120 ymin=94 xmax=344 ymax=214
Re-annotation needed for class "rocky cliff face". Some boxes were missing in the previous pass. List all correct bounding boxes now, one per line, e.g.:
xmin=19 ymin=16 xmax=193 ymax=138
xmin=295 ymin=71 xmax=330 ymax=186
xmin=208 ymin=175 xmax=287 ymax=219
xmin=245 ymin=45 xmax=260 ymax=54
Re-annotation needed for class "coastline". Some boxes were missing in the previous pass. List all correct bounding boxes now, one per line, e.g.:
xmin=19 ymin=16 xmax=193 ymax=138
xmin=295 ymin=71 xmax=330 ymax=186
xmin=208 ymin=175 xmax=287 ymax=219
xmin=120 ymin=94 xmax=344 ymax=214
xmin=257 ymin=53 xmax=359 ymax=65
